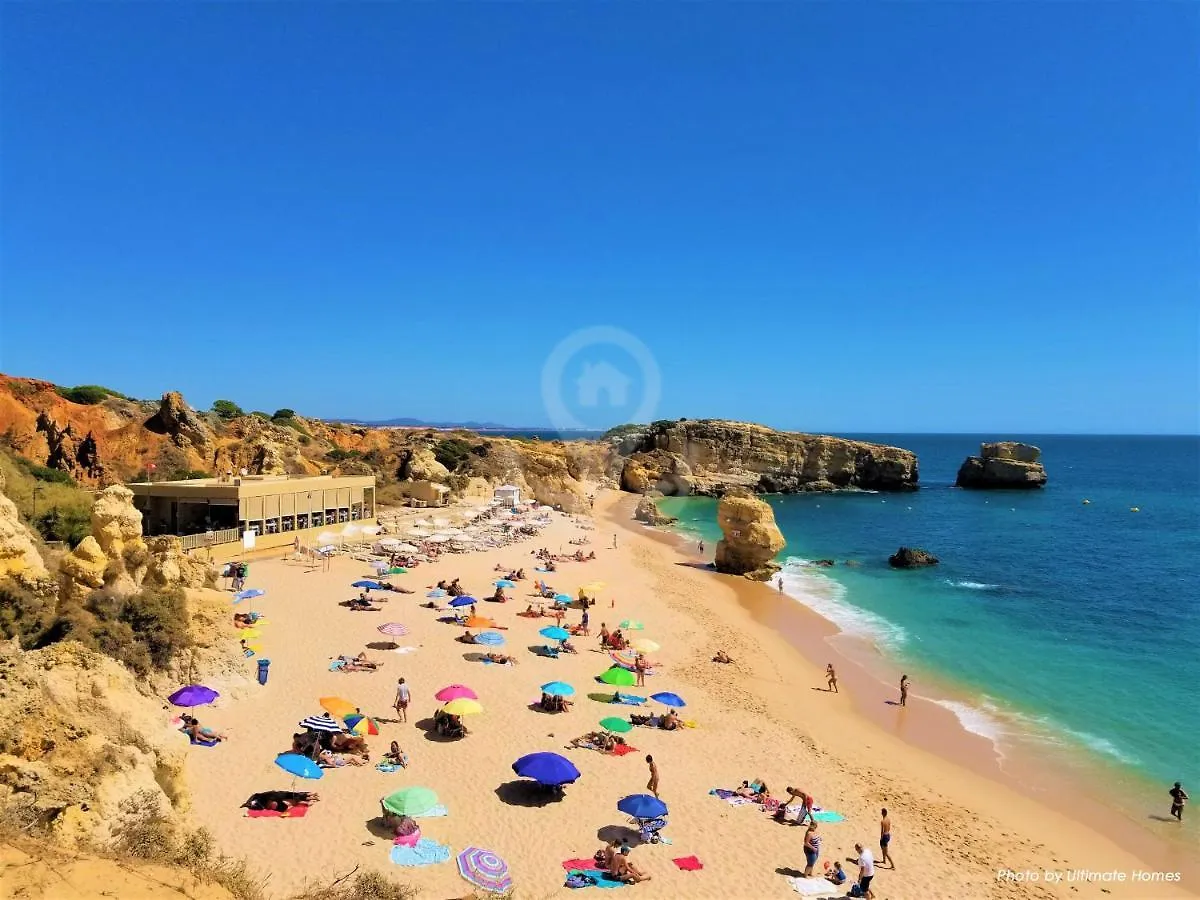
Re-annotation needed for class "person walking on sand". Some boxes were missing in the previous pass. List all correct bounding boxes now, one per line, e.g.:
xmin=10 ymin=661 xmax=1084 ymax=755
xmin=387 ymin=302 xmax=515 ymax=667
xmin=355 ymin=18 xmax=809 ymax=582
xmin=698 ymin=540 xmax=704 ymax=554
xmin=826 ymin=663 xmax=838 ymax=693
xmin=899 ymin=674 xmax=909 ymax=707
xmin=854 ymin=842 xmax=876 ymax=899
xmin=880 ymin=808 xmax=894 ymax=868
xmin=393 ymin=678 xmax=410 ymax=723
xmin=1170 ymin=782 xmax=1189 ymax=822
xmin=612 ymin=533 xmax=618 ymax=549
xmin=646 ymin=755 xmax=659 ymax=798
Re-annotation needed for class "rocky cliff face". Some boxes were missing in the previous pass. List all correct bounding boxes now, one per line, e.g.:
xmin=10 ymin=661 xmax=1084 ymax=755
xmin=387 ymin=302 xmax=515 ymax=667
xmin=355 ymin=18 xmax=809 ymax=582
xmin=610 ymin=420 xmax=918 ymax=496
xmin=713 ymin=490 xmax=786 ymax=580
xmin=955 ymin=442 xmax=1047 ymax=489
xmin=0 ymin=468 xmax=51 ymax=589
xmin=634 ymin=495 xmax=677 ymax=526
xmin=145 ymin=392 xmax=213 ymax=454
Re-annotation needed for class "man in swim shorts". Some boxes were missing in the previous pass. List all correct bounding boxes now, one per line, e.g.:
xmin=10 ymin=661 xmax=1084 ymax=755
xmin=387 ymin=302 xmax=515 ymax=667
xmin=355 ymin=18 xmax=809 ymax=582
xmin=880 ymin=808 xmax=893 ymax=868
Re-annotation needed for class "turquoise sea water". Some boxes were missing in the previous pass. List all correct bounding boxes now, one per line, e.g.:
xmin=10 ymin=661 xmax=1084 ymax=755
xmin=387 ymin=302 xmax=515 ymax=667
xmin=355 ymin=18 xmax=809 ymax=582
xmin=657 ymin=435 xmax=1199 ymax=794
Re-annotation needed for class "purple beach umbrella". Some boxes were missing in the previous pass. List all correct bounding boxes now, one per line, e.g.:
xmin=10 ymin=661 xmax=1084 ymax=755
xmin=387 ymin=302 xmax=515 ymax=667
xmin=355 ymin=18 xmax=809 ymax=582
xmin=168 ymin=685 xmax=219 ymax=707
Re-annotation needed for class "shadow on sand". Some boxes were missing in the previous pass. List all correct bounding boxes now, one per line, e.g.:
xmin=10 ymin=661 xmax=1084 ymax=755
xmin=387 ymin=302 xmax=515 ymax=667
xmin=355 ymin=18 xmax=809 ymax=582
xmin=495 ymin=779 xmax=566 ymax=808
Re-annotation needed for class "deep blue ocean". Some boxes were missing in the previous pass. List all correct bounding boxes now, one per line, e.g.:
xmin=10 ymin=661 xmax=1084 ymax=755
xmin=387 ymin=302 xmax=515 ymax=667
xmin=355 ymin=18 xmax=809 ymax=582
xmin=658 ymin=435 xmax=1199 ymax=793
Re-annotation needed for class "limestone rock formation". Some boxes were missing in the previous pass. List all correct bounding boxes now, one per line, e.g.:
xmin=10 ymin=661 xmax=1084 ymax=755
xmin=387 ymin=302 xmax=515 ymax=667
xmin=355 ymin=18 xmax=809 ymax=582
xmin=252 ymin=441 xmax=288 ymax=475
xmin=34 ymin=413 xmax=105 ymax=481
xmin=142 ymin=537 xmax=210 ymax=590
xmin=58 ymin=536 xmax=109 ymax=603
xmin=955 ymin=442 xmax=1047 ymax=489
xmin=634 ymin=495 xmax=677 ymax=526
xmin=0 ymin=468 xmax=50 ymax=587
xmin=888 ymin=547 xmax=939 ymax=568
xmin=145 ymin=392 xmax=213 ymax=453
xmin=610 ymin=420 xmax=918 ymax=496
xmin=398 ymin=446 xmax=451 ymax=483
xmin=714 ymin=490 xmax=786 ymax=580
xmin=59 ymin=486 xmax=149 ymax=601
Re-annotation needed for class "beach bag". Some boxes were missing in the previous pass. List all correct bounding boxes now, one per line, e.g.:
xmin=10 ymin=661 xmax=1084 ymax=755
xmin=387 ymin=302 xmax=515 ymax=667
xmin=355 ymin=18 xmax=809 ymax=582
xmin=565 ymin=873 xmax=597 ymax=889
xmin=849 ymin=885 xmax=863 ymax=898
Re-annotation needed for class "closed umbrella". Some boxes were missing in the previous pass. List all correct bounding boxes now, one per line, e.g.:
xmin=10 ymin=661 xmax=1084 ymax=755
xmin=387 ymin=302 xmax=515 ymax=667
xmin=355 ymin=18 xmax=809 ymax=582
xmin=617 ymin=794 xmax=668 ymax=819
xmin=608 ymin=650 xmax=640 ymax=670
xmin=377 ymin=623 xmax=410 ymax=636
xmin=299 ymin=713 xmax=343 ymax=733
xmin=275 ymin=753 xmax=323 ymax=780
xmin=512 ymin=752 xmax=580 ymax=786
xmin=457 ymin=847 xmax=513 ymax=895
xmin=600 ymin=716 xmax=633 ymax=734
xmin=475 ymin=631 xmax=505 ymax=647
xmin=650 ymin=691 xmax=687 ymax=708
xmin=383 ymin=786 xmax=438 ymax=817
xmin=435 ymin=684 xmax=478 ymax=702
xmin=540 ymin=681 xmax=575 ymax=697
xmin=168 ymin=685 xmax=218 ymax=707
xmin=599 ymin=666 xmax=637 ymax=687
xmin=538 ymin=626 xmax=570 ymax=642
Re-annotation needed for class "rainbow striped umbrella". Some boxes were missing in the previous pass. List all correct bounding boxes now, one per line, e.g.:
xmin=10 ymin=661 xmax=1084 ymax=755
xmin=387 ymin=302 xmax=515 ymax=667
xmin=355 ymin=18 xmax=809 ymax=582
xmin=457 ymin=847 xmax=512 ymax=894
xmin=377 ymin=623 xmax=409 ymax=636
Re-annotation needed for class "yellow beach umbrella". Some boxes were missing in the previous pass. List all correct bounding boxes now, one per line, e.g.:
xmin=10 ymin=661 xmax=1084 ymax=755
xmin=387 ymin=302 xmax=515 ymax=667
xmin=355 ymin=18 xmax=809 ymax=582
xmin=238 ymin=628 xmax=263 ymax=640
xmin=630 ymin=638 xmax=660 ymax=654
xmin=579 ymin=581 xmax=606 ymax=596
xmin=441 ymin=698 xmax=483 ymax=716
xmin=319 ymin=696 xmax=357 ymax=718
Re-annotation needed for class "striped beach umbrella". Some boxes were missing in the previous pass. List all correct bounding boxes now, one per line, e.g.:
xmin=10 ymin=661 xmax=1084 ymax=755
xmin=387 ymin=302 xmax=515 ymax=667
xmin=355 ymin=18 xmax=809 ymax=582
xmin=344 ymin=713 xmax=381 ymax=736
xmin=377 ymin=623 xmax=410 ymax=637
xmin=457 ymin=847 xmax=513 ymax=894
xmin=299 ymin=713 xmax=343 ymax=733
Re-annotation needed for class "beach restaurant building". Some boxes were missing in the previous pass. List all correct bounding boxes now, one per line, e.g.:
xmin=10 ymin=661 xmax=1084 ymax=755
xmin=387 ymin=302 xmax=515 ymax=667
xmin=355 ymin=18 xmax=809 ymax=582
xmin=128 ymin=473 xmax=377 ymax=546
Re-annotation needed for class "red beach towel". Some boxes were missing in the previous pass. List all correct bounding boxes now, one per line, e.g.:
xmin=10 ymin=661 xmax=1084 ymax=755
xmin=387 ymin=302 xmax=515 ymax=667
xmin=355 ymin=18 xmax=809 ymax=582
xmin=562 ymin=858 xmax=597 ymax=871
xmin=245 ymin=804 xmax=310 ymax=819
xmin=673 ymin=856 xmax=703 ymax=871
xmin=610 ymin=744 xmax=639 ymax=757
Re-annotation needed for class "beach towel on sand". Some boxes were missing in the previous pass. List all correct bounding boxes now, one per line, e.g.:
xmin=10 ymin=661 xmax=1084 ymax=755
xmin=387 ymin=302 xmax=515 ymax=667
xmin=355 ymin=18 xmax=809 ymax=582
xmin=673 ymin=856 xmax=703 ymax=871
xmin=811 ymin=810 xmax=844 ymax=823
xmin=786 ymin=875 xmax=840 ymax=897
xmin=412 ymin=804 xmax=447 ymax=818
xmin=390 ymin=646 xmax=419 ymax=655
xmin=389 ymin=838 xmax=450 ymax=866
xmin=245 ymin=804 xmax=309 ymax=819
xmin=562 ymin=858 xmax=596 ymax=871
xmin=610 ymin=744 xmax=639 ymax=757
xmin=709 ymin=788 xmax=737 ymax=799
xmin=565 ymin=869 xmax=627 ymax=889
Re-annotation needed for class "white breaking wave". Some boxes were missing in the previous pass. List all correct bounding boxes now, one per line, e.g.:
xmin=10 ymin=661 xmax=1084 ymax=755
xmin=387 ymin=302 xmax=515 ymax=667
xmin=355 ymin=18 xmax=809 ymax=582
xmin=778 ymin=557 xmax=909 ymax=648
xmin=944 ymin=579 xmax=1001 ymax=591
xmin=931 ymin=699 xmax=1007 ymax=743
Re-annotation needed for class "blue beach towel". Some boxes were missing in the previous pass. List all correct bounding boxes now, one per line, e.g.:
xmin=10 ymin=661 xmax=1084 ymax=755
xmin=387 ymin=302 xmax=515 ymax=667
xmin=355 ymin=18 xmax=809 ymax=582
xmin=389 ymin=838 xmax=450 ymax=867
xmin=567 ymin=869 xmax=628 ymax=889
xmin=329 ymin=659 xmax=346 ymax=671
xmin=811 ymin=810 xmax=844 ymax=823
xmin=611 ymin=694 xmax=646 ymax=706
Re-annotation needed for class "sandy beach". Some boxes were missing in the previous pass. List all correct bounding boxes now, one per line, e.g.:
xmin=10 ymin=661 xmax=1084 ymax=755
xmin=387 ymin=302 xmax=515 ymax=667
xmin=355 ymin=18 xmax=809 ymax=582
xmin=181 ymin=490 xmax=1197 ymax=899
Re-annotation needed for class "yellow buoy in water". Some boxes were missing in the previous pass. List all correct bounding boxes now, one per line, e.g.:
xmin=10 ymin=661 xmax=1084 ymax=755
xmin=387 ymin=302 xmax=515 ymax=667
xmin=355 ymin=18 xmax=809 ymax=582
xmin=1130 ymin=507 xmax=1140 ymax=512
xmin=1082 ymin=499 xmax=1090 ymax=505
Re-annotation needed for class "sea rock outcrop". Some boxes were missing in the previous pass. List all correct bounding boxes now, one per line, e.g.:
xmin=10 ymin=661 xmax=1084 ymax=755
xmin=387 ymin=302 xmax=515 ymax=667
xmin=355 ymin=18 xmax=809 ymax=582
xmin=634 ymin=495 xmax=677 ymax=526
xmin=145 ymin=392 xmax=213 ymax=453
xmin=888 ymin=547 xmax=939 ymax=568
xmin=610 ymin=420 xmax=918 ymax=496
xmin=955 ymin=442 xmax=1047 ymax=489
xmin=714 ymin=490 xmax=786 ymax=580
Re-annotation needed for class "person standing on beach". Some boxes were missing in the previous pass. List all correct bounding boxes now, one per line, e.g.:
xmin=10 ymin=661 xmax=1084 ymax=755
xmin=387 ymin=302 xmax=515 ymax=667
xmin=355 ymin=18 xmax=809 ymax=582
xmin=646 ymin=755 xmax=659 ymax=798
xmin=580 ymin=608 xmax=590 ymax=635
xmin=899 ymin=674 xmax=909 ymax=707
xmin=826 ymin=664 xmax=838 ymax=693
xmin=854 ymin=842 xmax=876 ymax=899
xmin=634 ymin=654 xmax=647 ymax=687
xmin=698 ymin=540 xmax=704 ymax=554
xmin=1169 ymin=782 xmax=1189 ymax=821
xmin=880 ymin=808 xmax=893 ymax=868
xmin=393 ymin=678 xmax=410 ymax=723
xmin=802 ymin=821 xmax=821 ymax=877
xmin=776 ymin=574 xmax=784 ymax=592
xmin=612 ymin=533 xmax=618 ymax=549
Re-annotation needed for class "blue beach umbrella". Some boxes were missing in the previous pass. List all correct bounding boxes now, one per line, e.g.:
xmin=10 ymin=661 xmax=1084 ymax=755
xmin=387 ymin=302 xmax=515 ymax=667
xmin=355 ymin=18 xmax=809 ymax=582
xmin=352 ymin=580 xmax=384 ymax=589
xmin=553 ymin=594 xmax=572 ymax=606
xmin=275 ymin=753 xmax=323 ymax=780
xmin=512 ymin=752 xmax=580 ymax=786
xmin=449 ymin=597 xmax=476 ymax=608
xmin=494 ymin=580 xmax=516 ymax=588
xmin=539 ymin=626 xmax=570 ymax=642
xmin=617 ymin=794 xmax=668 ymax=819
xmin=650 ymin=692 xmax=687 ymax=708
xmin=540 ymin=681 xmax=575 ymax=697
xmin=234 ymin=588 xmax=264 ymax=601
xmin=475 ymin=631 xmax=506 ymax=647
xmin=427 ymin=589 xmax=447 ymax=598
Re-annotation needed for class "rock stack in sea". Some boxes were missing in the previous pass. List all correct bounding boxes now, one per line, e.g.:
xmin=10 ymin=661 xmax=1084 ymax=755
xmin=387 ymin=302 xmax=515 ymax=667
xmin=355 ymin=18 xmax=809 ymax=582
xmin=713 ymin=489 xmax=786 ymax=580
xmin=955 ymin=442 xmax=1047 ymax=489
xmin=634 ymin=494 xmax=677 ymax=526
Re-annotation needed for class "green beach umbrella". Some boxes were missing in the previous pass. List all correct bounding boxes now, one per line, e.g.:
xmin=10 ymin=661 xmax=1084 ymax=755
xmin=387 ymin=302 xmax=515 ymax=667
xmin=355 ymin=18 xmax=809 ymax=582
xmin=599 ymin=666 xmax=637 ymax=687
xmin=619 ymin=619 xmax=644 ymax=631
xmin=383 ymin=786 xmax=439 ymax=817
xmin=600 ymin=716 xmax=633 ymax=734
xmin=388 ymin=567 xmax=408 ymax=575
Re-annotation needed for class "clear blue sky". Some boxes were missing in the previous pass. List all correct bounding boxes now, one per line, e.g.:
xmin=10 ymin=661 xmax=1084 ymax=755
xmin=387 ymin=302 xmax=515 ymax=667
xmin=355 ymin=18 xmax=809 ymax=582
xmin=2 ymin=3 xmax=1196 ymax=434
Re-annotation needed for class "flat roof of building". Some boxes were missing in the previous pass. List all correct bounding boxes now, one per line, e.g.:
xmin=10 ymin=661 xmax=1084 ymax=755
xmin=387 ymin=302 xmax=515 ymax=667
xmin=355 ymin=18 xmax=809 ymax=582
xmin=128 ymin=473 xmax=375 ymax=499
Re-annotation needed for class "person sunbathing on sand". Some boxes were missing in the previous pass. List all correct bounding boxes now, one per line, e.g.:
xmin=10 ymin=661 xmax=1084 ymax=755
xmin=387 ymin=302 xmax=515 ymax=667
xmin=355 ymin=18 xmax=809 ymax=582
xmin=659 ymin=709 xmax=680 ymax=730
xmin=485 ymin=652 xmax=518 ymax=665
xmin=457 ymin=630 xmax=477 ymax=644
xmin=735 ymin=779 xmax=768 ymax=799
xmin=610 ymin=853 xmax=651 ymax=883
xmin=383 ymin=741 xmax=409 ymax=768
xmin=318 ymin=748 xmax=366 ymax=767
xmin=568 ymin=732 xmax=617 ymax=752
xmin=242 ymin=791 xmax=319 ymax=811
xmin=338 ymin=652 xmax=379 ymax=672
xmin=181 ymin=715 xmax=227 ymax=743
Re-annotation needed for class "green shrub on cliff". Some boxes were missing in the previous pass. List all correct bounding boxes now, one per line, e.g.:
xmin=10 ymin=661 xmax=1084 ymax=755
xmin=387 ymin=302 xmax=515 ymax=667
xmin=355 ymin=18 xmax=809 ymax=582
xmin=55 ymin=384 xmax=126 ymax=405
xmin=211 ymin=399 xmax=245 ymax=420
xmin=0 ymin=450 xmax=93 ymax=545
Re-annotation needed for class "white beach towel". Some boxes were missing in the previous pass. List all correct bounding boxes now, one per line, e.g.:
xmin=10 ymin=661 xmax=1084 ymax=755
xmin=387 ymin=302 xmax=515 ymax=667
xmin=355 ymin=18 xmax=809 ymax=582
xmin=786 ymin=876 xmax=839 ymax=897
xmin=390 ymin=646 xmax=419 ymax=655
